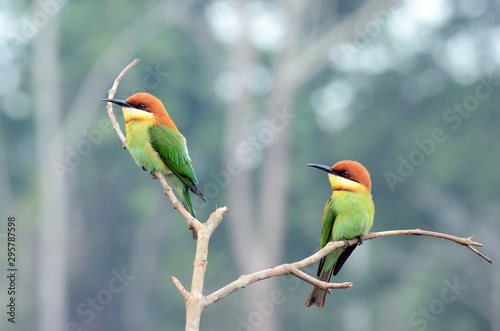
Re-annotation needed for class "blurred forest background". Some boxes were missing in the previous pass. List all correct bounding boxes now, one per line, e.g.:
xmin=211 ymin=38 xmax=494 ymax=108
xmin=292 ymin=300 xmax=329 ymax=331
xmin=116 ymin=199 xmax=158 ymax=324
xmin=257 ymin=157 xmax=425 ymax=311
xmin=0 ymin=0 xmax=499 ymax=330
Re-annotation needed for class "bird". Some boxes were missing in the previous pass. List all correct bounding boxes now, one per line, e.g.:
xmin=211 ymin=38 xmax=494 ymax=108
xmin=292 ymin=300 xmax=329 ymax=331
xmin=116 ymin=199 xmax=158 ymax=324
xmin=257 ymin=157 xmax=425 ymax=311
xmin=305 ymin=160 xmax=374 ymax=308
xmin=103 ymin=93 xmax=205 ymax=224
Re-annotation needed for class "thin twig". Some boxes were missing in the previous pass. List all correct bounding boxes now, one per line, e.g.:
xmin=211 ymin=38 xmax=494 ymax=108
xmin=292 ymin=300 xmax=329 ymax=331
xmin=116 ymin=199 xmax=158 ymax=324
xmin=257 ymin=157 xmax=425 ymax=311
xmin=104 ymin=58 xmax=140 ymax=149
xmin=154 ymin=170 xmax=202 ymax=233
xmin=172 ymin=276 xmax=189 ymax=302
xmin=202 ymin=261 xmax=352 ymax=309
xmin=361 ymin=229 xmax=492 ymax=263
xmin=289 ymin=267 xmax=352 ymax=291
xmin=203 ymin=238 xmax=349 ymax=308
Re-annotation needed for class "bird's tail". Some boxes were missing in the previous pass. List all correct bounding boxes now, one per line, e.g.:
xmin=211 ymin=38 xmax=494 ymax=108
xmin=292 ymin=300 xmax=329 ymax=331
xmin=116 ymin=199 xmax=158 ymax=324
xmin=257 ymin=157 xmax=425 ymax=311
xmin=181 ymin=188 xmax=199 ymax=240
xmin=305 ymin=267 xmax=334 ymax=308
xmin=189 ymin=182 xmax=206 ymax=202
xmin=182 ymin=187 xmax=196 ymax=218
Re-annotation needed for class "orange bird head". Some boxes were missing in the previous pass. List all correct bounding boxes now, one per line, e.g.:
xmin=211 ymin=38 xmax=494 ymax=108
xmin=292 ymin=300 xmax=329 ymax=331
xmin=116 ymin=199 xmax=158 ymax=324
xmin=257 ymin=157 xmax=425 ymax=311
xmin=308 ymin=160 xmax=372 ymax=193
xmin=104 ymin=92 xmax=178 ymax=130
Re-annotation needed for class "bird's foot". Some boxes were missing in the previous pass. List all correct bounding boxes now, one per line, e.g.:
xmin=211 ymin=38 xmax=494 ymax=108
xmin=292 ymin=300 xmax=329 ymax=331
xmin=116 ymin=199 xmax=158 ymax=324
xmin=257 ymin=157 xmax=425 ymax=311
xmin=342 ymin=239 xmax=349 ymax=248
xmin=357 ymin=236 xmax=363 ymax=246
xmin=150 ymin=170 xmax=157 ymax=179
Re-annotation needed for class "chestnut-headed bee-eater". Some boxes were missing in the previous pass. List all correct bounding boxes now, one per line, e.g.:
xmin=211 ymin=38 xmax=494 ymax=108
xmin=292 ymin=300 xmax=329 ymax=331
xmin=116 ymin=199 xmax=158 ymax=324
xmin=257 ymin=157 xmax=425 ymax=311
xmin=103 ymin=93 xmax=205 ymax=219
xmin=305 ymin=160 xmax=374 ymax=308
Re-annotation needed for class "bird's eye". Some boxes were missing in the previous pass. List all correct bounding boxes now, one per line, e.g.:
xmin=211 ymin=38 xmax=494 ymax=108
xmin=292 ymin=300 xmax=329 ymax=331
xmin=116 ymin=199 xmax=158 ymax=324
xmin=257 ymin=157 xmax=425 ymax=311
xmin=137 ymin=103 xmax=146 ymax=110
xmin=342 ymin=170 xmax=349 ymax=178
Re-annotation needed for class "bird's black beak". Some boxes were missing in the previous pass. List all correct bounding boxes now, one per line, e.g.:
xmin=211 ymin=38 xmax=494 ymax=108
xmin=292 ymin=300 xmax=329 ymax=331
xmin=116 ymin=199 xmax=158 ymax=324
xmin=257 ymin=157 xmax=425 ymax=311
xmin=102 ymin=98 xmax=133 ymax=108
xmin=308 ymin=163 xmax=336 ymax=175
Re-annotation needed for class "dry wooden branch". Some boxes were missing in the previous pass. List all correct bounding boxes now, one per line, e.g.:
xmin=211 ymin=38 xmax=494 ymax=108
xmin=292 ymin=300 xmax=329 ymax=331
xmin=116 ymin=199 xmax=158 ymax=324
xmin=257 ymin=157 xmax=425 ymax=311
xmin=104 ymin=58 xmax=140 ymax=149
xmin=184 ymin=207 xmax=227 ymax=330
xmin=203 ymin=258 xmax=352 ymax=309
xmin=154 ymin=170 xmax=202 ymax=234
xmin=105 ymin=60 xmax=491 ymax=331
xmin=361 ymin=229 xmax=492 ymax=263
xmin=202 ymin=228 xmax=491 ymax=308
xmin=172 ymin=276 xmax=189 ymax=301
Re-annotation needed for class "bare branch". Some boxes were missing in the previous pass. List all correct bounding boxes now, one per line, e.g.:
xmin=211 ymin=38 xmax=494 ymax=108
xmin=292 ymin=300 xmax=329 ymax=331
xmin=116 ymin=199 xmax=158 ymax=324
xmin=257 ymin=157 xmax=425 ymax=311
xmin=104 ymin=58 xmax=140 ymax=149
xmin=467 ymin=245 xmax=491 ymax=263
xmin=205 ymin=206 xmax=227 ymax=235
xmin=172 ymin=276 xmax=190 ymax=302
xmin=203 ymin=238 xmax=350 ymax=308
xmin=203 ymin=260 xmax=352 ymax=309
xmin=153 ymin=170 xmax=202 ymax=233
xmin=289 ymin=267 xmax=352 ymax=292
xmin=185 ymin=207 xmax=228 ymax=331
xmin=361 ymin=229 xmax=492 ymax=263
xmin=203 ymin=228 xmax=491 ymax=308
xmin=107 ymin=58 xmax=140 ymax=98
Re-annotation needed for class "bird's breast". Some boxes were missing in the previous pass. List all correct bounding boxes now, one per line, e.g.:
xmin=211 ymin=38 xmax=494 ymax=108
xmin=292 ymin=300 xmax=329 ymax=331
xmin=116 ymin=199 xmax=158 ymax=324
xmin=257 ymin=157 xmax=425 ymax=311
xmin=124 ymin=121 xmax=170 ymax=174
xmin=330 ymin=190 xmax=375 ymax=237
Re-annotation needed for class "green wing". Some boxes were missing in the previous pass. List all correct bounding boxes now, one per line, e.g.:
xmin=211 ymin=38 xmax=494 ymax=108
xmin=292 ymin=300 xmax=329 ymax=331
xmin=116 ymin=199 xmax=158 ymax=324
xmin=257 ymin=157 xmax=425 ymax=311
xmin=316 ymin=197 xmax=336 ymax=277
xmin=320 ymin=197 xmax=336 ymax=248
xmin=148 ymin=125 xmax=205 ymax=200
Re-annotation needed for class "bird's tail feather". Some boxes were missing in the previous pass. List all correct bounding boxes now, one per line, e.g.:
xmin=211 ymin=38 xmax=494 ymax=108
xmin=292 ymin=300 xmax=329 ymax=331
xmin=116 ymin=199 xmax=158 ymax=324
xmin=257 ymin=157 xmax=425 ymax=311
xmin=182 ymin=188 xmax=196 ymax=218
xmin=189 ymin=183 xmax=206 ymax=202
xmin=305 ymin=267 xmax=334 ymax=308
xmin=182 ymin=189 xmax=198 ymax=240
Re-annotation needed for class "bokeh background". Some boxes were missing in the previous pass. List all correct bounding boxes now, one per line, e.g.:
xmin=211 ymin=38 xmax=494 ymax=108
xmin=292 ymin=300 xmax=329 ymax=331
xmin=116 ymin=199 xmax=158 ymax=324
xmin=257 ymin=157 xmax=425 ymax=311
xmin=1 ymin=0 xmax=499 ymax=330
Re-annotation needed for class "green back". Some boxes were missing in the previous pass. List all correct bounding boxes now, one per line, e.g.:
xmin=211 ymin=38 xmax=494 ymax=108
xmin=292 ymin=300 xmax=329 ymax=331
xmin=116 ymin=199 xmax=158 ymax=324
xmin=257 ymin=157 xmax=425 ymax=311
xmin=148 ymin=125 xmax=199 ymax=190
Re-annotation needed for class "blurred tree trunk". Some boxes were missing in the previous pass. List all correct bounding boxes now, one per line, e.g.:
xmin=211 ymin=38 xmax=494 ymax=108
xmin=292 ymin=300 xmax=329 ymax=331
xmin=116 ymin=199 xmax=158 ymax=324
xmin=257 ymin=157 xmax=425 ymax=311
xmin=224 ymin=3 xmax=273 ymax=329
xmin=224 ymin=3 xmax=303 ymax=330
xmin=225 ymin=5 xmax=256 ymax=274
xmin=0 ymin=128 xmax=13 ymax=213
xmin=122 ymin=198 xmax=167 ymax=331
xmin=32 ymin=13 xmax=69 ymax=331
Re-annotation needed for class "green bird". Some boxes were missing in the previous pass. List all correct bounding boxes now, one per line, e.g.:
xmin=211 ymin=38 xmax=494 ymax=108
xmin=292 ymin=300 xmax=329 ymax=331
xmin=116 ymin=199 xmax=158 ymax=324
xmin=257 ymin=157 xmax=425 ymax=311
xmin=305 ymin=160 xmax=374 ymax=308
xmin=103 ymin=93 xmax=205 ymax=224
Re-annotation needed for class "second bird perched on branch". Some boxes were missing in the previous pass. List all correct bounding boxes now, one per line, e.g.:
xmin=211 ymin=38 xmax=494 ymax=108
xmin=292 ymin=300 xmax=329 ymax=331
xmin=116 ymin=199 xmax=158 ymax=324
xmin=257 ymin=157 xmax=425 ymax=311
xmin=103 ymin=93 xmax=206 ymax=230
xmin=305 ymin=160 xmax=375 ymax=308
